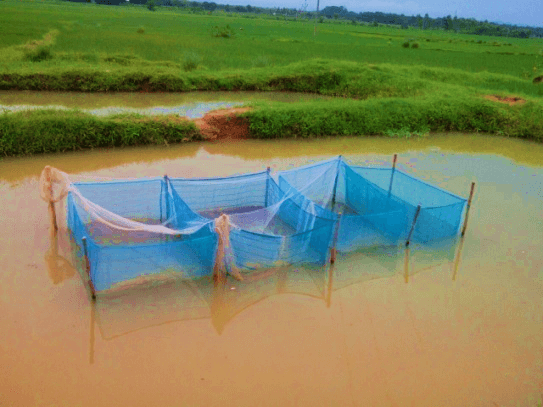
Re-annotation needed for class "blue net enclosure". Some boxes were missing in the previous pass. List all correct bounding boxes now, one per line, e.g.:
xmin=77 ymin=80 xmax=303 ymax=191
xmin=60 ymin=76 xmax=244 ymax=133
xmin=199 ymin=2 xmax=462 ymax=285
xmin=349 ymin=163 xmax=468 ymax=244
xmin=277 ymin=156 xmax=467 ymax=251
xmin=41 ymin=155 xmax=468 ymax=296
xmin=167 ymin=170 xmax=337 ymax=271
xmin=67 ymin=178 xmax=218 ymax=292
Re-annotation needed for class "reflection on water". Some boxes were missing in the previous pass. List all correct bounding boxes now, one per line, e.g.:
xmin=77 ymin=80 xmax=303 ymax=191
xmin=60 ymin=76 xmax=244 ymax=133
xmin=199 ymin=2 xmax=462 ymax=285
xmin=44 ymin=229 xmax=76 ymax=285
xmin=1 ymin=134 xmax=542 ymax=407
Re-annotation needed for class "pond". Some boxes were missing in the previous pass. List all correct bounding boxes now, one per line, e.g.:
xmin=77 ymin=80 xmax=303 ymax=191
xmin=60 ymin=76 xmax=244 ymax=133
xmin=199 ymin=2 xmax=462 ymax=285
xmin=0 ymin=90 xmax=331 ymax=117
xmin=0 ymin=133 xmax=542 ymax=407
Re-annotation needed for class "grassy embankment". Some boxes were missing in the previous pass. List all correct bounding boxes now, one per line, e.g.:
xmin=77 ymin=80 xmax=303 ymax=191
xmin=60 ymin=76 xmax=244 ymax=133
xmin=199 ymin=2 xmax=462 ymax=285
xmin=1 ymin=0 xmax=543 ymax=156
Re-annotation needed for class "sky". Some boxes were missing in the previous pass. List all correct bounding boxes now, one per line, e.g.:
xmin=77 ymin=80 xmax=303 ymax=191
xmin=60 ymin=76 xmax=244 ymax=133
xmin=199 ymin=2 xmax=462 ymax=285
xmin=224 ymin=0 xmax=543 ymax=28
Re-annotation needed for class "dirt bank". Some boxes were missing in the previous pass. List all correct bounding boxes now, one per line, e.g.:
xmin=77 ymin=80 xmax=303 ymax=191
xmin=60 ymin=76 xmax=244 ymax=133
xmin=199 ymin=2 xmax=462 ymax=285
xmin=192 ymin=108 xmax=251 ymax=140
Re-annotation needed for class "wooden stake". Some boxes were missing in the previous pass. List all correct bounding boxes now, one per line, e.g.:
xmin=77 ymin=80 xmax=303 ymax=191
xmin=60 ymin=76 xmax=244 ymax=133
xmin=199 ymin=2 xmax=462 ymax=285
xmin=330 ymin=212 xmax=342 ymax=264
xmin=47 ymin=167 xmax=58 ymax=232
xmin=82 ymin=237 xmax=96 ymax=300
xmin=330 ymin=156 xmax=342 ymax=212
xmin=264 ymin=167 xmax=271 ymax=208
xmin=388 ymin=154 xmax=398 ymax=198
xmin=461 ymin=182 xmax=476 ymax=236
xmin=405 ymin=205 xmax=422 ymax=247
xmin=452 ymin=235 xmax=466 ymax=281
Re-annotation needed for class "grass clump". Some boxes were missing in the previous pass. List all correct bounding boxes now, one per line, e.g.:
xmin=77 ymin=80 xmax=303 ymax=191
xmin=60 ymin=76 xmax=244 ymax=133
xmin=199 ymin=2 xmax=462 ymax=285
xmin=211 ymin=24 xmax=235 ymax=38
xmin=0 ymin=110 xmax=200 ymax=156
xmin=137 ymin=26 xmax=145 ymax=34
xmin=411 ymin=42 xmax=419 ymax=49
xmin=244 ymin=96 xmax=543 ymax=142
xmin=402 ymin=41 xmax=410 ymax=48
xmin=252 ymin=56 xmax=271 ymax=68
xmin=182 ymin=52 xmax=202 ymax=72
xmin=21 ymin=29 xmax=59 ymax=62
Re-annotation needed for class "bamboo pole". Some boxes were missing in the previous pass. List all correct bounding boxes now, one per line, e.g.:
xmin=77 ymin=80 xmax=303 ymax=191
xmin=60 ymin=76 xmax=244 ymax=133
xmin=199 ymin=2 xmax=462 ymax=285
xmin=387 ymin=154 xmax=398 ymax=198
xmin=452 ymin=235 xmax=466 ymax=281
xmin=405 ymin=205 xmax=422 ymax=247
xmin=47 ymin=167 xmax=58 ymax=232
xmin=330 ymin=211 xmax=342 ymax=264
xmin=264 ymin=167 xmax=271 ymax=208
xmin=330 ymin=157 xmax=341 ymax=212
xmin=82 ymin=237 xmax=96 ymax=300
xmin=461 ymin=182 xmax=476 ymax=236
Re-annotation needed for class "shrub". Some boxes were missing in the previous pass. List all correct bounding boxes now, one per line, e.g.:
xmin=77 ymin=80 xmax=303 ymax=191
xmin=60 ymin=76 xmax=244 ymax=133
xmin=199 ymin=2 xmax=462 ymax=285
xmin=22 ymin=44 xmax=53 ymax=62
xmin=211 ymin=24 xmax=234 ymax=38
xmin=21 ymin=29 xmax=58 ymax=62
xmin=411 ymin=42 xmax=419 ymax=49
xmin=146 ymin=0 xmax=156 ymax=11
xmin=402 ymin=41 xmax=410 ymax=48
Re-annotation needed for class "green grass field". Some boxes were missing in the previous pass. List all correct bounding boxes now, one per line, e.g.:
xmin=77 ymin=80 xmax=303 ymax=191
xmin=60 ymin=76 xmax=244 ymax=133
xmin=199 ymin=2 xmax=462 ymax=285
xmin=2 ymin=0 xmax=542 ymax=76
xmin=1 ymin=0 xmax=543 ymax=155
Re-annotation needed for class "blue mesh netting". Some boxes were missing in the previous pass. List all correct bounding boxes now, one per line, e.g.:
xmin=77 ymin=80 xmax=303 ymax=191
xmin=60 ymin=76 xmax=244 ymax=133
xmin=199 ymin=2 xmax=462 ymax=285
xmin=350 ymin=165 xmax=467 ymax=243
xmin=168 ymin=172 xmax=337 ymax=270
xmin=66 ymin=156 xmax=466 ymax=293
xmin=67 ymin=179 xmax=217 ymax=292
xmin=277 ymin=156 xmax=467 ymax=251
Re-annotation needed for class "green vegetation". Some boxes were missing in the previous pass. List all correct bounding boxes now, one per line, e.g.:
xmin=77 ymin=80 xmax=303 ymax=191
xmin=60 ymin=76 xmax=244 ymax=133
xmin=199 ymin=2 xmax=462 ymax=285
xmin=0 ymin=110 xmax=200 ymax=156
xmin=244 ymin=97 xmax=543 ymax=141
xmin=0 ymin=0 xmax=542 ymax=156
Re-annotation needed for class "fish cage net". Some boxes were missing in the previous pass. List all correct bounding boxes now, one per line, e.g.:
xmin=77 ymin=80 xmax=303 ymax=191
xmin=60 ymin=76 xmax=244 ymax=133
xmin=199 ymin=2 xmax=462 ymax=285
xmin=277 ymin=157 xmax=467 ymax=252
xmin=41 ymin=156 xmax=467 ymax=295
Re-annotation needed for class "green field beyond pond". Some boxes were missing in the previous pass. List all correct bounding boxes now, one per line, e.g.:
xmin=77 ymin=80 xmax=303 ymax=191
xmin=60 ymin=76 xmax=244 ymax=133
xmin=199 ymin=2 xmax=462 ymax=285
xmin=1 ymin=0 xmax=543 ymax=155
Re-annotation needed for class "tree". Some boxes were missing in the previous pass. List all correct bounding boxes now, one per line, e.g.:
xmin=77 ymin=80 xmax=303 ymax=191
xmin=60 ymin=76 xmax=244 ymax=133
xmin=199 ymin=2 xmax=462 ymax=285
xmin=417 ymin=14 xmax=423 ymax=29
xmin=423 ymin=13 xmax=430 ymax=30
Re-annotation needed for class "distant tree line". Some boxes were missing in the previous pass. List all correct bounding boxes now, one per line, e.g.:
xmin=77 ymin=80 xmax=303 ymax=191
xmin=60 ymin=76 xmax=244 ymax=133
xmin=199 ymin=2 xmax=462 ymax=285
xmin=66 ymin=0 xmax=542 ymax=38
xmin=319 ymin=6 xmax=541 ymax=38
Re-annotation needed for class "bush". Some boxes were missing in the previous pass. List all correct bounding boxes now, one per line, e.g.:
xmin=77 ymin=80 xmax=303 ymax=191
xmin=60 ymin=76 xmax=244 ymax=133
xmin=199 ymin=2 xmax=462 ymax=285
xmin=211 ymin=24 xmax=234 ymax=38
xmin=402 ymin=41 xmax=410 ymax=48
xmin=21 ymin=29 xmax=58 ymax=62
xmin=22 ymin=44 xmax=53 ymax=62
xmin=411 ymin=42 xmax=419 ymax=48
xmin=146 ymin=0 xmax=156 ymax=11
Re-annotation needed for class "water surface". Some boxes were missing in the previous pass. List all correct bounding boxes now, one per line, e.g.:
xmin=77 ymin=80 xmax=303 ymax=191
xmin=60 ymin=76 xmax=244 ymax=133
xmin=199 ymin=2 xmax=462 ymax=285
xmin=0 ymin=133 xmax=542 ymax=407
xmin=0 ymin=90 xmax=330 ymax=117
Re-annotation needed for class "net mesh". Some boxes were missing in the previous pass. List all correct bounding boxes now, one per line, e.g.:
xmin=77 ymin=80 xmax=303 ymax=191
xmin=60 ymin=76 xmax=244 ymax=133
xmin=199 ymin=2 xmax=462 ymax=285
xmin=277 ymin=157 xmax=467 ymax=251
xmin=168 ymin=171 xmax=337 ymax=270
xmin=43 ymin=155 xmax=466 ymax=294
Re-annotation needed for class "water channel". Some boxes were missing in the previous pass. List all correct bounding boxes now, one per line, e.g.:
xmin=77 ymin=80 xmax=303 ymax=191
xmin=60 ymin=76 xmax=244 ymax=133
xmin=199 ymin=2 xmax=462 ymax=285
xmin=0 ymin=90 xmax=331 ymax=117
xmin=0 ymin=120 xmax=542 ymax=405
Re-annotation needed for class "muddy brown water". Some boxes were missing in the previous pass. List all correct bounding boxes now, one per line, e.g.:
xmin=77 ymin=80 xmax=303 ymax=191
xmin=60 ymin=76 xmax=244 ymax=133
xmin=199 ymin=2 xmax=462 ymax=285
xmin=0 ymin=90 xmax=331 ymax=117
xmin=1 ymin=134 xmax=542 ymax=407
